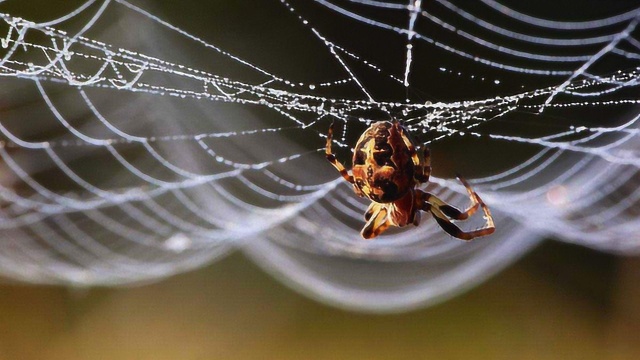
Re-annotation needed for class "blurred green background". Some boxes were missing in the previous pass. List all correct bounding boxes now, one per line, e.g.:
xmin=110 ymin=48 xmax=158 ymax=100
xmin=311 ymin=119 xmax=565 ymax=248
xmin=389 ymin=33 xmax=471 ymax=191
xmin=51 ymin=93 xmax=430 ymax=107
xmin=1 ymin=243 xmax=640 ymax=360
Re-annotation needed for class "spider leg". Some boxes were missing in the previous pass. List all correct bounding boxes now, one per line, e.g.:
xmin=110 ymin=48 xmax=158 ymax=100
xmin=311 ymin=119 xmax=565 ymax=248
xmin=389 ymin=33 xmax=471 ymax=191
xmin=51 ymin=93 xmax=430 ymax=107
xmin=396 ymin=123 xmax=430 ymax=184
xmin=364 ymin=201 xmax=379 ymax=221
xmin=421 ymin=190 xmax=478 ymax=220
xmin=429 ymin=206 xmax=496 ymax=241
xmin=428 ymin=205 xmax=494 ymax=241
xmin=361 ymin=205 xmax=391 ymax=239
xmin=418 ymin=147 xmax=431 ymax=183
xmin=416 ymin=179 xmax=495 ymax=241
xmin=421 ymin=175 xmax=486 ymax=219
xmin=326 ymin=121 xmax=355 ymax=184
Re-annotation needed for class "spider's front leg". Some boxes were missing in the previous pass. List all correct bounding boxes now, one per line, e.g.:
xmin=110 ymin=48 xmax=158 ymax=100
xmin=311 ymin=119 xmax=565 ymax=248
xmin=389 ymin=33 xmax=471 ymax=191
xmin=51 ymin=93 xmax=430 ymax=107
xmin=417 ymin=147 xmax=431 ymax=184
xmin=364 ymin=201 xmax=378 ymax=221
xmin=326 ymin=121 xmax=355 ymax=184
xmin=361 ymin=204 xmax=391 ymax=239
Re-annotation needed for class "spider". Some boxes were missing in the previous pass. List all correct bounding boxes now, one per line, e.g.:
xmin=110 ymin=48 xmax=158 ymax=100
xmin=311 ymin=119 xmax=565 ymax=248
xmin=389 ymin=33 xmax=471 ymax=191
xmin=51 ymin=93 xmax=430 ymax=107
xmin=325 ymin=120 xmax=495 ymax=240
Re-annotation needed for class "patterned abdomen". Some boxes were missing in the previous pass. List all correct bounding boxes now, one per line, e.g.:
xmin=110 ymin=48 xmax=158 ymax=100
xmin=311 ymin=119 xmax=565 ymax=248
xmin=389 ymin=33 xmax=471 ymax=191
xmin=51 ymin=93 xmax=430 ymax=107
xmin=351 ymin=121 xmax=415 ymax=203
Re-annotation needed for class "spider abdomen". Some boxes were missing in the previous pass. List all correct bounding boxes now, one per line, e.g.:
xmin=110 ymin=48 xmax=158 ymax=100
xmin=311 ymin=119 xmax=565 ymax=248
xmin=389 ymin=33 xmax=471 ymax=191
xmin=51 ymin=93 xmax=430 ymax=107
xmin=351 ymin=121 xmax=415 ymax=203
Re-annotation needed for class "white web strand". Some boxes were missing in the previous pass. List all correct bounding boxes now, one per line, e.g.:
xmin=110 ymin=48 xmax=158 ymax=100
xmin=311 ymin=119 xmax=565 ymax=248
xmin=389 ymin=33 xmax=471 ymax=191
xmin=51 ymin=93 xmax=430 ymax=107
xmin=0 ymin=0 xmax=639 ymax=311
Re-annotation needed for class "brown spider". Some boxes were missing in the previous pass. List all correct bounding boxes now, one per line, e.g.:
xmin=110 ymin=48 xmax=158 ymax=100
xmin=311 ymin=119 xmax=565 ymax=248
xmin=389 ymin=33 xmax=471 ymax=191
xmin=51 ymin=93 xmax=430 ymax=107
xmin=325 ymin=120 xmax=495 ymax=240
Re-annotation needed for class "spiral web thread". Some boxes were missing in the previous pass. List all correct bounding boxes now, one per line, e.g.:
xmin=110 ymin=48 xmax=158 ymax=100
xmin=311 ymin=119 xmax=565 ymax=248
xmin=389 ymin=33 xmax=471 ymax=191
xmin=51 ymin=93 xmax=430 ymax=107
xmin=0 ymin=0 xmax=639 ymax=311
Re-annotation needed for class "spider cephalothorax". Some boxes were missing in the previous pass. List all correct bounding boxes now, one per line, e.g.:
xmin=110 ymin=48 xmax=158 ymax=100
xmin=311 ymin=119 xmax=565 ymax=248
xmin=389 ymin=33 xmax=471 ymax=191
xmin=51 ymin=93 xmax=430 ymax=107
xmin=326 ymin=120 xmax=495 ymax=240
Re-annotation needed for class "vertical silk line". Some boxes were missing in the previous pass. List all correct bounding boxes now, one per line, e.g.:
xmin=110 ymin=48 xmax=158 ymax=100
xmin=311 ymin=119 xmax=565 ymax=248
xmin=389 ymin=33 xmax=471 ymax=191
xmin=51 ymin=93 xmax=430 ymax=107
xmin=404 ymin=0 xmax=421 ymax=102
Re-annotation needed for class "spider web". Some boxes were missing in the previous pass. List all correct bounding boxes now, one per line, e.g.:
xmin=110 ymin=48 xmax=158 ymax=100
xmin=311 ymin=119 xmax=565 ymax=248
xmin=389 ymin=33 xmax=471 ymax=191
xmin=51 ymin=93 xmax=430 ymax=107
xmin=0 ymin=0 xmax=639 ymax=311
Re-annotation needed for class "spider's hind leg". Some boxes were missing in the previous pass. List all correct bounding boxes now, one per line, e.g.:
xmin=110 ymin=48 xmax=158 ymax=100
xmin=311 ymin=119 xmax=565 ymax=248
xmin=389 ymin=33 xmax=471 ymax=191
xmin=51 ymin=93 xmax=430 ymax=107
xmin=428 ymin=205 xmax=495 ymax=241
xmin=416 ymin=176 xmax=495 ymax=241
xmin=422 ymin=175 xmax=483 ymax=220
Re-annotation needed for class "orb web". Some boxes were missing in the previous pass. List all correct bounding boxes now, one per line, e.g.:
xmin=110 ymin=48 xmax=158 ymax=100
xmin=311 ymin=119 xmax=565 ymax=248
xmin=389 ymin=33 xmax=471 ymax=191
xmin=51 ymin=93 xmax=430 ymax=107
xmin=0 ymin=0 xmax=639 ymax=311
